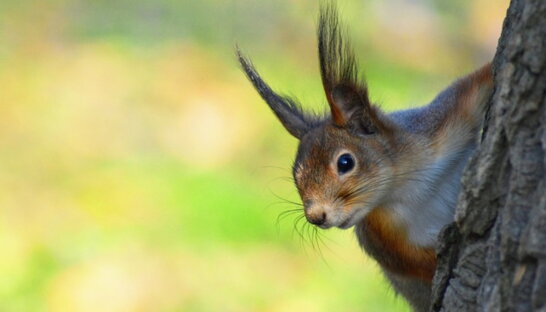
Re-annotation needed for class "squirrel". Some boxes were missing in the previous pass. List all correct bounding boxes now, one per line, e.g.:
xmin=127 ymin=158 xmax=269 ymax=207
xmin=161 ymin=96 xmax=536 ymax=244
xmin=237 ymin=4 xmax=493 ymax=312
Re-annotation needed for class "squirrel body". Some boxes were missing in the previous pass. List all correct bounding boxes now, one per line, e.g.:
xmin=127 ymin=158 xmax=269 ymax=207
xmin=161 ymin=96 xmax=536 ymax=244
xmin=238 ymin=4 xmax=493 ymax=312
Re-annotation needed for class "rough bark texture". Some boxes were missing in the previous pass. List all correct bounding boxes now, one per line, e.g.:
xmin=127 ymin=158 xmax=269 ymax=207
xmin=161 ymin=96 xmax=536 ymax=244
xmin=430 ymin=0 xmax=546 ymax=311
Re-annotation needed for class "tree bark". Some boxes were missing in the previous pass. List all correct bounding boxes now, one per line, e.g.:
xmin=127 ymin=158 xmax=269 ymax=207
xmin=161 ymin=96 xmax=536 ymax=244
xmin=430 ymin=0 xmax=546 ymax=311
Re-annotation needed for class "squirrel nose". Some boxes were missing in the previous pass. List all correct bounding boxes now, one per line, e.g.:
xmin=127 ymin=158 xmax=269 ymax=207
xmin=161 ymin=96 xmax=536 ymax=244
xmin=303 ymin=200 xmax=327 ymax=226
xmin=306 ymin=211 xmax=327 ymax=226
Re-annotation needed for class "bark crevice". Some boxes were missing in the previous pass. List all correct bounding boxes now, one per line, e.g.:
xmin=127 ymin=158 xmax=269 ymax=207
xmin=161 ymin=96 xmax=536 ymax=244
xmin=431 ymin=0 xmax=546 ymax=310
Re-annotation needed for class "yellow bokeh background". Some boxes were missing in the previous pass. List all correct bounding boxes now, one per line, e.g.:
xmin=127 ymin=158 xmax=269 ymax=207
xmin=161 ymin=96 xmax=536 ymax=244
xmin=0 ymin=0 xmax=508 ymax=311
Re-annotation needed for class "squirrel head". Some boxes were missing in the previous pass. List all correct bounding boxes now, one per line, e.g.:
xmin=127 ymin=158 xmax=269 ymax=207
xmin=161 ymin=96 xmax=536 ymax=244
xmin=291 ymin=120 xmax=398 ymax=229
xmin=238 ymin=4 xmax=408 ymax=229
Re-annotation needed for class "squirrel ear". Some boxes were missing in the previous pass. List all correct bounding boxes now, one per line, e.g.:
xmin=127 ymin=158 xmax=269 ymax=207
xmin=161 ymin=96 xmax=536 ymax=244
xmin=237 ymin=50 xmax=314 ymax=139
xmin=331 ymin=84 xmax=380 ymax=134
xmin=318 ymin=3 xmax=374 ymax=129
xmin=330 ymin=83 xmax=371 ymax=125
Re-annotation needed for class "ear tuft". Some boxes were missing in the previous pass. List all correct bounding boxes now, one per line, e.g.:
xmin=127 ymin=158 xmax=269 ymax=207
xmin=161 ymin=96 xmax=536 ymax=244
xmin=237 ymin=48 xmax=316 ymax=139
xmin=318 ymin=3 xmax=371 ymax=126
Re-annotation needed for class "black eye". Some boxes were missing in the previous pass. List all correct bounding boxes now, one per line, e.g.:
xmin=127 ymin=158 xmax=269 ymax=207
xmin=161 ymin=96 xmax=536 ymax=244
xmin=337 ymin=153 xmax=355 ymax=174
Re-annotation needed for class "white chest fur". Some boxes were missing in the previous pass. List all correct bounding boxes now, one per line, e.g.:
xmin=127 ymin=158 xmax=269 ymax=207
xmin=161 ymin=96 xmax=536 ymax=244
xmin=388 ymin=146 xmax=474 ymax=247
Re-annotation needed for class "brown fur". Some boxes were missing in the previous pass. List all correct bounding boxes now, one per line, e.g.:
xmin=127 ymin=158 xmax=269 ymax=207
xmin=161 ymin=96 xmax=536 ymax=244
xmin=360 ymin=207 xmax=437 ymax=282
xmin=431 ymin=63 xmax=493 ymax=158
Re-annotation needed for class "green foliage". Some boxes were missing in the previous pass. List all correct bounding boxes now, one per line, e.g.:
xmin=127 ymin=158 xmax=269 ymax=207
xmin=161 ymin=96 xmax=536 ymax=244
xmin=0 ymin=0 xmax=507 ymax=311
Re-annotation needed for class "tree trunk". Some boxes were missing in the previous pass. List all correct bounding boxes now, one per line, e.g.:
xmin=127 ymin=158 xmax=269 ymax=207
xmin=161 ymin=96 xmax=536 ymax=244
xmin=430 ymin=0 xmax=546 ymax=311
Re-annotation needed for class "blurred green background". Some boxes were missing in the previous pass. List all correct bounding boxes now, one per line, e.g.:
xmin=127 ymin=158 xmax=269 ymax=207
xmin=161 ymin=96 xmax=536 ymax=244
xmin=0 ymin=0 xmax=508 ymax=311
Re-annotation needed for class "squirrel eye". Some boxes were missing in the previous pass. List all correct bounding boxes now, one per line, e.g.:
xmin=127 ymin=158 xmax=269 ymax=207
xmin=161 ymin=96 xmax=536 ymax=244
xmin=337 ymin=153 xmax=355 ymax=174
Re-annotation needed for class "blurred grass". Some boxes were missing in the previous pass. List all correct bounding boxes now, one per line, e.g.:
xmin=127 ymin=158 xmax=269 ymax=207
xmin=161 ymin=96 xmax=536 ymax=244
xmin=0 ymin=0 xmax=508 ymax=311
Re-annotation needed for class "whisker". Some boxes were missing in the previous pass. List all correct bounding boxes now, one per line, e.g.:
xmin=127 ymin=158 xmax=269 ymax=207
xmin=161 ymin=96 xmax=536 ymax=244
xmin=313 ymin=227 xmax=332 ymax=267
xmin=269 ymin=191 xmax=303 ymax=207
xmin=293 ymin=214 xmax=307 ymax=241
xmin=276 ymin=208 xmax=302 ymax=228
